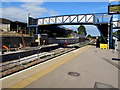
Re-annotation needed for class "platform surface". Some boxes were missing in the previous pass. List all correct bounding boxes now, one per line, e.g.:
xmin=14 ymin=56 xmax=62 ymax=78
xmin=1 ymin=45 xmax=119 ymax=88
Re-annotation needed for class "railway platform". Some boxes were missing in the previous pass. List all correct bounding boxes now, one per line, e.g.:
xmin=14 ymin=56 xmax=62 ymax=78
xmin=1 ymin=44 xmax=119 ymax=88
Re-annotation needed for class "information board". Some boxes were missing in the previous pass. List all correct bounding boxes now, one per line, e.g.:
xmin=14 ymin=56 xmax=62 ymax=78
xmin=108 ymin=5 xmax=120 ymax=14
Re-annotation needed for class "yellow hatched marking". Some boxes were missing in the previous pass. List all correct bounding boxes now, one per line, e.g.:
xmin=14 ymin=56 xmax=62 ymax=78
xmin=10 ymin=46 xmax=90 ymax=88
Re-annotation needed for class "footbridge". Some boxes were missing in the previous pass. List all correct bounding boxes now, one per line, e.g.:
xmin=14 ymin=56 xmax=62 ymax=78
xmin=28 ymin=13 xmax=120 ymax=49
xmin=29 ymin=13 xmax=112 ymax=26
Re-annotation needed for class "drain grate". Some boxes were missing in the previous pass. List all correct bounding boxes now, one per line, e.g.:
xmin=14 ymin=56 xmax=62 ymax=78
xmin=68 ymin=72 xmax=80 ymax=77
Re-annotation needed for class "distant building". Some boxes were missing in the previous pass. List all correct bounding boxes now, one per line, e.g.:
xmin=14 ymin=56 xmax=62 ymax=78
xmin=37 ymin=25 xmax=72 ymax=37
xmin=0 ymin=18 xmax=27 ymax=34
xmin=10 ymin=21 xmax=27 ymax=33
xmin=0 ymin=18 xmax=11 ymax=31
xmin=70 ymin=32 xmax=86 ymax=38
xmin=1 ymin=18 xmax=73 ymax=37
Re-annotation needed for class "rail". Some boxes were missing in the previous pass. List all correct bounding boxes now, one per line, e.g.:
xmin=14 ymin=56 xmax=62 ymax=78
xmin=0 ymin=40 xmax=94 ymax=78
xmin=0 ymin=48 xmax=64 ymax=68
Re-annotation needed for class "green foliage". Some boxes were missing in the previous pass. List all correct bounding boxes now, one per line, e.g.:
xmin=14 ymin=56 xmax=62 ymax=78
xmin=73 ymin=31 xmax=77 ymax=33
xmin=87 ymin=34 xmax=92 ymax=38
xmin=64 ymin=34 xmax=72 ymax=37
xmin=98 ymin=36 xmax=108 ymax=44
xmin=77 ymin=25 xmax=87 ymax=36
xmin=113 ymin=30 xmax=120 ymax=36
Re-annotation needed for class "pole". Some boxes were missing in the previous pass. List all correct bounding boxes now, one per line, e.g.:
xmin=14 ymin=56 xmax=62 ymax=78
xmin=108 ymin=24 xmax=110 ymax=49
xmin=27 ymin=13 xmax=31 ymax=27
xmin=108 ymin=23 xmax=113 ymax=49
xmin=17 ymin=25 xmax=18 ymax=32
xmin=38 ymin=34 xmax=41 ymax=46
xmin=110 ymin=15 xmax=113 ymax=49
xmin=36 ymin=26 xmax=38 ymax=38
xmin=27 ymin=13 xmax=31 ymax=34
xmin=21 ymin=30 xmax=26 ymax=48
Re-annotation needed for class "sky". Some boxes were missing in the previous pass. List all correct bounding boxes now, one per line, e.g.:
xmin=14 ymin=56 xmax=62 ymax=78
xmin=1 ymin=0 xmax=119 ymax=36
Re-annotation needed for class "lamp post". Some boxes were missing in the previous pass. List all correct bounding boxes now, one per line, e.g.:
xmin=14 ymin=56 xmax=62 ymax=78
xmin=27 ymin=13 xmax=31 ymax=35
xmin=27 ymin=13 xmax=31 ymax=27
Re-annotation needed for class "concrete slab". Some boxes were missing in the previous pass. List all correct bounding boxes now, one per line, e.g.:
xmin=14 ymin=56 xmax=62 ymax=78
xmin=2 ymin=46 xmax=89 ymax=88
xmin=1 ymin=45 xmax=119 ymax=88
xmin=25 ymin=46 xmax=119 ymax=88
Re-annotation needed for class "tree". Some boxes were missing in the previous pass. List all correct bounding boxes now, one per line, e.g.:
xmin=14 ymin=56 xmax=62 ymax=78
xmin=73 ymin=31 xmax=77 ymax=33
xmin=77 ymin=25 xmax=87 ymax=36
xmin=87 ymin=34 xmax=92 ymax=38
xmin=113 ymin=30 xmax=120 ymax=36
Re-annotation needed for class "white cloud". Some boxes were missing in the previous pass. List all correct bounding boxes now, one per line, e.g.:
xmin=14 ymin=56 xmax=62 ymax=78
xmin=1 ymin=2 xmax=57 ymax=22
xmin=2 ymin=0 xmax=108 ymax=2
xmin=2 ymin=0 xmax=44 ymax=2
xmin=85 ymin=25 xmax=100 ymax=36
xmin=47 ymin=10 xmax=57 ymax=16
xmin=0 ymin=3 xmax=2 ymax=18
xmin=20 ymin=2 xmax=48 ymax=16
xmin=2 ymin=7 xmax=27 ymax=21
xmin=62 ymin=25 xmax=79 ymax=30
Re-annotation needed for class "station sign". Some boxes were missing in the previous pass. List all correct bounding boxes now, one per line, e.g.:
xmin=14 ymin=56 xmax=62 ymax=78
xmin=108 ymin=4 xmax=120 ymax=14
xmin=28 ymin=17 xmax=38 ymax=25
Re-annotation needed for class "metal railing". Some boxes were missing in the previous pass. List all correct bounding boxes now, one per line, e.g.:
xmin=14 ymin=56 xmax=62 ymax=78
xmin=112 ymin=20 xmax=120 ymax=28
xmin=28 ymin=13 xmax=112 ymax=26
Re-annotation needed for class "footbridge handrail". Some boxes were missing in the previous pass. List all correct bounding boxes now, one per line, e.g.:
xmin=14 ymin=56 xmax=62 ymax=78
xmin=28 ymin=13 xmax=113 ymax=26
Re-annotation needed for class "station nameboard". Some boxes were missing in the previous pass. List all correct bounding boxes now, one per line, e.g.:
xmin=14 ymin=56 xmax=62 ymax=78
xmin=108 ymin=5 xmax=120 ymax=14
xmin=28 ymin=17 xmax=38 ymax=25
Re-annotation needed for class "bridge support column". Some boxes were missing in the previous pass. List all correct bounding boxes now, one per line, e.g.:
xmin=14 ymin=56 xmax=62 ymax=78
xmin=108 ymin=23 xmax=113 ymax=49
xmin=36 ymin=26 xmax=38 ymax=38
xmin=96 ymin=24 xmax=108 ymax=44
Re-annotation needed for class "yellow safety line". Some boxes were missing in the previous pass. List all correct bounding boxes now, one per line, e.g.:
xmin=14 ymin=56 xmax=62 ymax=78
xmin=10 ymin=46 xmax=90 ymax=88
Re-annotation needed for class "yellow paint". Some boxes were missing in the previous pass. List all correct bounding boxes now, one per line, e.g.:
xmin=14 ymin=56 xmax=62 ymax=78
xmin=11 ymin=81 xmax=31 ymax=88
xmin=24 ymin=76 xmax=38 ymax=83
xmin=10 ymin=46 xmax=90 ymax=88
xmin=100 ymin=43 xmax=108 ymax=49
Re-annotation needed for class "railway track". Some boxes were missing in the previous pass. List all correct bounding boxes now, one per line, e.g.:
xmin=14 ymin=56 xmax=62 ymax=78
xmin=0 ymin=40 xmax=94 ymax=78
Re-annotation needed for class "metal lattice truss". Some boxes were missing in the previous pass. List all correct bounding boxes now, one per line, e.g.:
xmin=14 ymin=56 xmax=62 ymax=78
xmin=113 ymin=20 xmax=120 ymax=29
xmin=38 ymin=14 xmax=95 ymax=25
xmin=28 ymin=13 xmax=120 ymax=29
xmin=36 ymin=13 xmax=112 ymax=26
